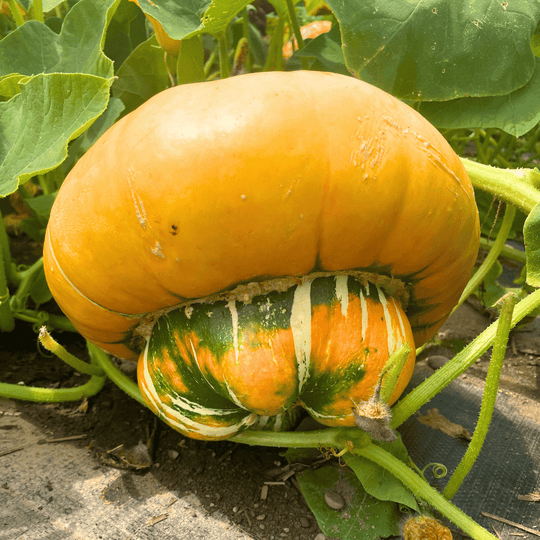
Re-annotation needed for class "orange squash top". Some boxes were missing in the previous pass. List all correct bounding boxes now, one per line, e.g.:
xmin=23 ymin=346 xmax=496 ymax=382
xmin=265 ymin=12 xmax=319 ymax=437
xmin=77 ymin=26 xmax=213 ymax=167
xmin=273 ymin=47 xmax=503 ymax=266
xmin=44 ymin=71 xmax=480 ymax=359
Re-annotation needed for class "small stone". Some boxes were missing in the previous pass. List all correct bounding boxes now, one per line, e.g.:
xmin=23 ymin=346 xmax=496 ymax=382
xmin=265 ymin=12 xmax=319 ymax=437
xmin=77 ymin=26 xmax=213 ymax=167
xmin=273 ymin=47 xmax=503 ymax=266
xmin=283 ymin=528 xmax=290 ymax=533
xmin=259 ymin=524 xmax=266 ymax=530
xmin=256 ymin=514 xmax=266 ymax=521
xmin=324 ymin=490 xmax=345 ymax=510
xmin=254 ymin=502 xmax=259 ymax=508
xmin=300 ymin=517 xmax=311 ymax=528
xmin=168 ymin=450 xmax=179 ymax=460
xmin=232 ymin=507 xmax=239 ymax=513
xmin=314 ymin=534 xmax=326 ymax=540
xmin=261 ymin=485 xmax=269 ymax=500
xmin=427 ymin=355 xmax=450 ymax=370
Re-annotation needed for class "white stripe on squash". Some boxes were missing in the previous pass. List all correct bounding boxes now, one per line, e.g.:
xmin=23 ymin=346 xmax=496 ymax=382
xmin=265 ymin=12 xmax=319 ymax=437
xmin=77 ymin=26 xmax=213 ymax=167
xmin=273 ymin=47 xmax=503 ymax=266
xmin=290 ymin=279 xmax=312 ymax=391
xmin=141 ymin=340 xmax=256 ymax=437
xmin=335 ymin=275 xmax=349 ymax=318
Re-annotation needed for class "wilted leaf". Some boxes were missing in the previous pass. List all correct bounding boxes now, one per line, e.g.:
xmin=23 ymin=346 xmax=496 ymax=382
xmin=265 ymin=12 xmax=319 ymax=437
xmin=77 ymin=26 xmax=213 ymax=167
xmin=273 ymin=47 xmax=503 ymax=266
xmin=416 ymin=408 xmax=473 ymax=441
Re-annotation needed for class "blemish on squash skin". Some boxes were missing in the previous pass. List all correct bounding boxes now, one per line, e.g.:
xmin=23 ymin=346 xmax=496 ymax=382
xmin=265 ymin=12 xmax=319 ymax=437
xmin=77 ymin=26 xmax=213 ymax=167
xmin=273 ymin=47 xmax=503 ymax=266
xmin=150 ymin=241 xmax=165 ymax=258
xmin=126 ymin=168 xmax=147 ymax=229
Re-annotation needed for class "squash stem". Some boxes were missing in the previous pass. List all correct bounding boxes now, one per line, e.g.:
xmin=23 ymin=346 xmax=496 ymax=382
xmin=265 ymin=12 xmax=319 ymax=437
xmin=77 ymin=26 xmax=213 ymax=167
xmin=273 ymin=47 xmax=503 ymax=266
xmin=355 ymin=444 xmax=497 ymax=540
xmin=391 ymin=287 xmax=540 ymax=428
xmin=7 ymin=0 xmax=24 ymax=26
xmin=443 ymin=293 xmax=516 ymax=500
xmin=461 ymin=158 xmax=540 ymax=214
xmin=39 ymin=327 xmax=104 ymax=376
xmin=479 ymin=237 xmax=526 ymax=266
xmin=32 ymin=0 xmax=44 ymax=23
xmin=454 ymin=204 xmax=516 ymax=310
xmin=0 ymin=375 xmax=106 ymax=402
xmin=218 ymin=32 xmax=230 ymax=78
xmin=285 ymin=0 xmax=309 ymax=70
xmin=88 ymin=342 xmax=147 ymax=406
xmin=0 ymin=221 xmax=15 ymax=331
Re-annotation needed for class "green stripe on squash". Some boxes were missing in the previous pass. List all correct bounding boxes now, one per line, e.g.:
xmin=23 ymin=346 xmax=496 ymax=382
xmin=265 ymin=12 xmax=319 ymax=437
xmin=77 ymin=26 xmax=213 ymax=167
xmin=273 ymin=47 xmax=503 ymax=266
xmin=138 ymin=275 xmax=416 ymax=441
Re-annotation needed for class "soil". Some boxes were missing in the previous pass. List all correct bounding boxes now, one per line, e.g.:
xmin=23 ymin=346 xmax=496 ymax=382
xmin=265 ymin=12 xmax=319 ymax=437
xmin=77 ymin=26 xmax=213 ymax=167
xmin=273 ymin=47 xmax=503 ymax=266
xmin=2 ymin=235 xmax=540 ymax=540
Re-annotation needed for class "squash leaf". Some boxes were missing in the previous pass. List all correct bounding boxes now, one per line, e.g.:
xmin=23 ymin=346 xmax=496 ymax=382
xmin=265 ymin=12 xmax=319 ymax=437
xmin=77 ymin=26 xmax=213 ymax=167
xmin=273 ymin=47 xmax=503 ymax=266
xmin=418 ymin=59 xmax=540 ymax=138
xmin=136 ymin=0 xmax=210 ymax=39
xmin=112 ymin=34 xmax=171 ymax=115
xmin=0 ymin=0 xmax=120 ymax=80
xmin=343 ymin=439 xmax=419 ymax=512
xmin=293 ymin=24 xmax=349 ymax=75
xmin=0 ymin=73 xmax=114 ymax=197
xmin=0 ymin=0 xmax=120 ymax=197
xmin=326 ymin=0 xmax=540 ymax=102
xmin=524 ymin=202 xmax=540 ymax=286
xmin=296 ymin=465 xmax=402 ymax=539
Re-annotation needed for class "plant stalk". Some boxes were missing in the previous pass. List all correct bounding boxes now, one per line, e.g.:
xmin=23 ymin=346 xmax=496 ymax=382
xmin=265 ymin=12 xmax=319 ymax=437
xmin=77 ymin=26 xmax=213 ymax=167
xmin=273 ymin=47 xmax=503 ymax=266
xmin=7 ymin=0 xmax=25 ymax=26
xmin=443 ymin=293 xmax=517 ymax=500
xmin=285 ymin=0 xmax=309 ymax=70
xmin=87 ymin=342 xmax=147 ymax=406
xmin=455 ymin=204 xmax=516 ymax=310
xmin=391 ymin=287 xmax=540 ymax=428
xmin=356 ymin=445 xmax=497 ymax=540
xmin=218 ymin=32 xmax=230 ymax=78
xmin=462 ymin=158 xmax=540 ymax=214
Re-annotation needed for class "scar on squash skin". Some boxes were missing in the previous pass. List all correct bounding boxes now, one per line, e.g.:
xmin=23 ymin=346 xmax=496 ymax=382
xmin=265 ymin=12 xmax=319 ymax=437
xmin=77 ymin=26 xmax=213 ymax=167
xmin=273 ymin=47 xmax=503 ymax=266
xmin=150 ymin=241 xmax=165 ymax=258
xmin=351 ymin=380 xmax=397 ymax=443
xmin=126 ymin=169 xmax=148 ymax=229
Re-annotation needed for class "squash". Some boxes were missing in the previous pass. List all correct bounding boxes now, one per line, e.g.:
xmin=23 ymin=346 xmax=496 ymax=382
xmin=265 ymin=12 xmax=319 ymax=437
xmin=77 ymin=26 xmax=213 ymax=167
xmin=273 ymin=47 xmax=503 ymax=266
xmin=282 ymin=20 xmax=332 ymax=59
xmin=43 ymin=71 xmax=480 ymax=439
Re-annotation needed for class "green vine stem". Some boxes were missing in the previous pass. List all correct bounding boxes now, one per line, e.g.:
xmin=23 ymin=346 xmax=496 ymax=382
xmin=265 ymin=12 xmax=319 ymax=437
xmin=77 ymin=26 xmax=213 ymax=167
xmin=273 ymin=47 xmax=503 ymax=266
xmin=443 ymin=293 xmax=517 ymax=500
xmin=87 ymin=342 xmax=147 ymax=407
xmin=391 ymin=287 xmax=540 ymax=428
xmin=0 ymin=342 xmax=106 ymax=403
xmin=355 ymin=445 xmax=497 ymax=540
xmin=0 ymin=374 xmax=105 ymax=402
xmin=0 ymin=238 xmax=15 ymax=331
xmin=0 ymin=208 xmax=19 ymax=286
xmin=14 ymin=309 xmax=76 ymax=332
xmin=39 ymin=327 xmax=104 ymax=376
xmin=454 ymin=203 xmax=517 ymax=310
xmin=285 ymin=0 xmax=309 ymax=70
xmin=479 ymin=237 xmax=526 ymax=266
xmin=462 ymin=158 xmax=540 ymax=214
xmin=33 ymin=0 xmax=44 ymax=23
xmin=218 ymin=32 xmax=230 ymax=79
xmin=7 ymin=0 xmax=25 ymax=26
xmin=241 ymin=7 xmax=251 ymax=73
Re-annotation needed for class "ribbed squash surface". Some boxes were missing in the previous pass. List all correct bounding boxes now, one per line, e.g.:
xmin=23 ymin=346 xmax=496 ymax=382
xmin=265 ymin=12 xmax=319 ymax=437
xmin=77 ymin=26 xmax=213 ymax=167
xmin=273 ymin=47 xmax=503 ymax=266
xmin=139 ymin=275 xmax=416 ymax=440
xmin=44 ymin=71 xmax=479 ymax=361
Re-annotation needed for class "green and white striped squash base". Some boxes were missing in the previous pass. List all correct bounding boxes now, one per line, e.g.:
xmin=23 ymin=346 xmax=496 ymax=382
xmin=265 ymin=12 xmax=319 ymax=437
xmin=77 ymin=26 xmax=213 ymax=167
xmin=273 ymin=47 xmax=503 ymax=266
xmin=137 ymin=274 xmax=416 ymax=441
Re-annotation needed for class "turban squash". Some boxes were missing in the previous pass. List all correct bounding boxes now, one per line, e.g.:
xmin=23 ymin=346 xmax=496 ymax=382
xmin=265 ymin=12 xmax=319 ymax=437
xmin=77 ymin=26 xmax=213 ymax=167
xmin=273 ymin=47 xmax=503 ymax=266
xmin=43 ymin=71 xmax=480 ymax=440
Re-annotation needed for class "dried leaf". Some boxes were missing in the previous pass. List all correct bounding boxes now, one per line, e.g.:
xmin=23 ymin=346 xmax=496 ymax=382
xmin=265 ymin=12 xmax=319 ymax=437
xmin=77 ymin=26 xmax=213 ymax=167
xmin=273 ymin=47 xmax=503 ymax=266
xmin=517 ymin=492 xmax=540 ymax=502
xmin=416 ymin=408 xmax=472 ymax=441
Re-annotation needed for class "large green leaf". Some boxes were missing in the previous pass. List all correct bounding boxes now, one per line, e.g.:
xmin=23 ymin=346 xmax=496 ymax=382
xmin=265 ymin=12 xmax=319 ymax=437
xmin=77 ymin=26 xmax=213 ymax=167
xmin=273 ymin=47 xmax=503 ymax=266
xmin=137 ymin=0 xmax=210 ymax=39
xmin=524 ymin=202 xmax=540 ymax=286
xmin=326 ymin=0 xmax=540 ymax=101
xmin=0 ymin=73 xmax=114 ymax=197
xmin=0 ymin=0 xmax=120 ymax=79
xmin=112 ymin=34 xmax=171 ymax=115
xmin=297 ymin=465 xmax=402 ymax=539
xmin=344 ymin=442 xmax=419 ymax=512
xmin=419 ymin=59 xmax=540 ymax=137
